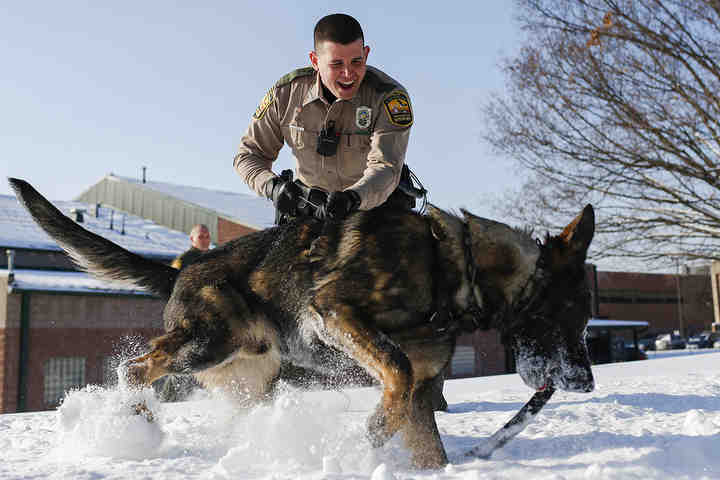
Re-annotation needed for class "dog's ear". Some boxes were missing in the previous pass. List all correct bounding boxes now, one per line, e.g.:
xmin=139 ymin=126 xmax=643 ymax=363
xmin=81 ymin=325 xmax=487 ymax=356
xmin=461 ymin=209 xmax=539 ymax=276
xmin=426 ymin=205 xmax=454 ymax=241
xmin=555 ymin=204 xmax=595 ymax=261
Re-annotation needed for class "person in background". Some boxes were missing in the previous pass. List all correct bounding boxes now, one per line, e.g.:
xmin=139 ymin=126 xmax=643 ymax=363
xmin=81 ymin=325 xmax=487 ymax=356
xmin=171 ymin=224 xmax=211 ymax=269
xmin=161 ymin=224 xmax=211 ymax=401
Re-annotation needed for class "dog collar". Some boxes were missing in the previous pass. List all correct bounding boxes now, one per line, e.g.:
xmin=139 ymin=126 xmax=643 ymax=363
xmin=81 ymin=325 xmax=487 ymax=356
xmin=429 ymin=222 xmax=494 ymax=335
xmin=459 ymin=222 xmax=490 ymax=329
xmin=513 ymin=239 xmax=551 ymax=317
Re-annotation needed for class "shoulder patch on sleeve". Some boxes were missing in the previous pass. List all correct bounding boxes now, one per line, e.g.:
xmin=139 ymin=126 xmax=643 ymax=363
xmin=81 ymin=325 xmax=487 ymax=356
xmin=382 ymin=91 xmax=413 ymax=127
xmin=253 ymin=87 xmax=275 ymax=120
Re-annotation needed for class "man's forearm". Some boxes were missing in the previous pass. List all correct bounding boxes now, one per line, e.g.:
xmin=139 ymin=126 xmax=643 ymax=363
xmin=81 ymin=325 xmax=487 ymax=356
xmin=350 ymin=128 xmax=409 ymax=209
xmin=233 ymin=152 xmax=277 ymax=197
xmin=350 ymin=162 xmax=402 ymax=210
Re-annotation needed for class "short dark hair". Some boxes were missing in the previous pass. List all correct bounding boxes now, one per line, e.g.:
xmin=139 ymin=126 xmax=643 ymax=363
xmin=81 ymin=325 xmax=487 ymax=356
xmin=313 ymin=14 xmax=364 ymax=50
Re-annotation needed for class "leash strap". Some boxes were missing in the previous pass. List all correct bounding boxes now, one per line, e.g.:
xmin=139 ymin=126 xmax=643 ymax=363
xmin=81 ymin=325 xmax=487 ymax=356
xmin=428 ymin=221 xmax=493 ymax=335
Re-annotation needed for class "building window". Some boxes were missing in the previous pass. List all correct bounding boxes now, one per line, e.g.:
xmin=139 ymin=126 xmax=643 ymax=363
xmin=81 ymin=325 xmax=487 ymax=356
xmin=44 ymin=357 xmax=86 ymax=406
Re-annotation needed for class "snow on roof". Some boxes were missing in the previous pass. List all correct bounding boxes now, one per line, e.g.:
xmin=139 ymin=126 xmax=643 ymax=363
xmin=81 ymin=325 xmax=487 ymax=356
xmin=108 ymin=174 xmax=275 ymax=230
xmin=3 ymin=269 xmax=152 ymax=295
xmin=588 ymin=318 xmax=649 ymax=328
xmin=0 ymin=193 xmax=189 ymax=258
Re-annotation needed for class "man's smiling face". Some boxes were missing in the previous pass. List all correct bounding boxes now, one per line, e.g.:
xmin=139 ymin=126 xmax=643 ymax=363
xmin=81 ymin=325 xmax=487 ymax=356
xmin=310 ymin=38 xmax=370 ymax=101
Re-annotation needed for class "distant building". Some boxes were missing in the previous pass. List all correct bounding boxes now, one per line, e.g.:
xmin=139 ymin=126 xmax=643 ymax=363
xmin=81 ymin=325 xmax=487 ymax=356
xmin=0 ymin=271 xmax=165 ymax=413
xmin=0 ymin=193 xmax=187 ymax=413
xmin=586 ymin=319 xmax=649 ymax=364
xmin=452 ymin=330 xmax=508 ymax=379
xmin=590 ymin=269 xmax=713 ymax=338
xmin=75 ymin=174 xmax=275 ymax=244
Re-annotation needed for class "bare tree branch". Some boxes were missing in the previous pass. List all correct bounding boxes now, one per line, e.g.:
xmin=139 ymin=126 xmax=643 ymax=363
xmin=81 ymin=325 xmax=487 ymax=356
xmin=486 ymin=0 xmax=720 ymax=269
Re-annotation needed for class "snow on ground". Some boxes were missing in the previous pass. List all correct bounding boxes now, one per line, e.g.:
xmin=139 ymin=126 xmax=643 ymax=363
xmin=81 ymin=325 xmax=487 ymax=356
xmin=2 ymin=351 xmax=720 ymax=479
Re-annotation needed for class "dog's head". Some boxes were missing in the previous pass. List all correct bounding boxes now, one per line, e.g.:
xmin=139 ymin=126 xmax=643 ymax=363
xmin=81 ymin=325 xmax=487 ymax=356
xmin=462 ymin=205 xmax=595 ymax=393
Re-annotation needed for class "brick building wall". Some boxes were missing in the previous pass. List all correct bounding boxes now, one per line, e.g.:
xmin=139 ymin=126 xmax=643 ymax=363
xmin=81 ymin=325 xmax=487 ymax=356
xmin=595 ymin=271 xmax=712 ymax=337
xmin=23 ymin=327 xmax=162 ymax=412
xmin=217 ymin=217 xmax=258 ymax=244
xmin=1 ymin=288 xmax=165 ymax=413
xmin=452 ymin=330 xmax=507 ymax=378
xmin=473 ymin=330 xmax=506 ymax=376
xmin=0 ymin=289 xmax=21 ymax=413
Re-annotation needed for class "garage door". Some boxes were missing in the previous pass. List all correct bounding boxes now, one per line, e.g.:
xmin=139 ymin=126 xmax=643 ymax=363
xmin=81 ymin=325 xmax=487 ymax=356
xmin=451 ymin=346 xmax=476 ymax=377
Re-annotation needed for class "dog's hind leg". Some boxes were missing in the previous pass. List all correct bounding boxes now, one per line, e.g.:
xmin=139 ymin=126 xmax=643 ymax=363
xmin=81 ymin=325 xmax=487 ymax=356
xmin=307 ymin=303 xmax=412 ymax=447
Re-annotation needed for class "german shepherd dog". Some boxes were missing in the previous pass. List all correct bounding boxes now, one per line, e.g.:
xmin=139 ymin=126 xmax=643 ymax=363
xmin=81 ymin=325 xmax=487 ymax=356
xmin=10 ymin=178 xmax=595 ymax=468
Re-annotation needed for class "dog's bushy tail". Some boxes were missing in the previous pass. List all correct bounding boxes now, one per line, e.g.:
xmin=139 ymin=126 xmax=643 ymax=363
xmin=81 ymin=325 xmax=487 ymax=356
xmin=9 ymin=178 xmax=179 ymax=298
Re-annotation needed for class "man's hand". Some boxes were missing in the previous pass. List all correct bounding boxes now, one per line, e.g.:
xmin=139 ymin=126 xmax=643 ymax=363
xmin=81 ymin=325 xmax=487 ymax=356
xmin=264 ymin=177 xmax=302 ymax=215
xmin=325 ymin=190 xmax=361 ymax=220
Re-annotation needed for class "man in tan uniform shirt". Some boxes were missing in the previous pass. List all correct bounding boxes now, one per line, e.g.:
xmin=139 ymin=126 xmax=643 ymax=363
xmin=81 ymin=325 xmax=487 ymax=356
xmin=234 ymin=13 xmax=413 ymax=221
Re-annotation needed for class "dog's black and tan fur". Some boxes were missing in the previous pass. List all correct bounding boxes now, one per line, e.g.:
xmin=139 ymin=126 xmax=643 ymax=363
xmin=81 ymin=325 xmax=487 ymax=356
xmin=10 ymin=178 xmax=595 ymax=468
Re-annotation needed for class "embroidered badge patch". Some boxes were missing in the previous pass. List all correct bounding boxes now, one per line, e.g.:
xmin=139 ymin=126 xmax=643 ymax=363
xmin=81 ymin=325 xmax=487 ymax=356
xmin=253 ymin=87 xmax=275 ymax=120
xmin=355 ymin=106 xmax=372 ymax=129
xmin=383 ymin=91 xmax=413 ymax=127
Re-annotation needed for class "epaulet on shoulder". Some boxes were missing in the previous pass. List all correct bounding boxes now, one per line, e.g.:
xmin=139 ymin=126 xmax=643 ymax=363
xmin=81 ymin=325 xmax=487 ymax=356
xmin=364 ymin=68 xmax=398 ymax=94
xmin=275 ymin=67 xmax=315 ymax=88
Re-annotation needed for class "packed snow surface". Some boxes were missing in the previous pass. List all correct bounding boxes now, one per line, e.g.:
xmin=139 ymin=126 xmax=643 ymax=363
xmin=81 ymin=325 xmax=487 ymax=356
xmin=2 ymin=350 xmax=720 ymax=479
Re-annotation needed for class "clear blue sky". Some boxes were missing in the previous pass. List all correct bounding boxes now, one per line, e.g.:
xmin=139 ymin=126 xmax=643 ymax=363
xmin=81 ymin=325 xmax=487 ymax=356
xmin=0 ymin=1 xmax=522 ymax=217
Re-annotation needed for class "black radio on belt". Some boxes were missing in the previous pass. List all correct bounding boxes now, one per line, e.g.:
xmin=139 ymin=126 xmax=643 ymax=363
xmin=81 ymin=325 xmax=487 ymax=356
xmin=317 ymin=120 xmax=339 ymax=157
